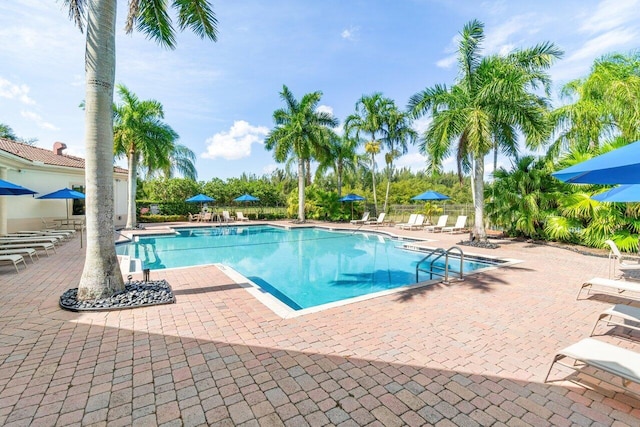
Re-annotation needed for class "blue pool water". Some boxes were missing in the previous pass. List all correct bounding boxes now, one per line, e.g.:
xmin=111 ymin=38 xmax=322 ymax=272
xmin=117 ymin=226 xmax=496 ymax=310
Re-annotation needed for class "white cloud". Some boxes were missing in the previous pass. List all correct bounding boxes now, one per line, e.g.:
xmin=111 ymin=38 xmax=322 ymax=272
xmin=412 ymin=117 xmax=432 ymax=134
xmin=567 ymin=27 xmax=637 ymax=62
xmin=202 ymin=120 xmax=269 ymax=160
xmin=0 ymin=77 xmax=36 ymax=105
xmin=20 ymin=110 xmax=58 ymax=130
xmin=436 ymin=54 xmax=457 ymax=69
xmin=395 ymin=152 xmax=427 ymax=172
xmin=580 ymin=0 xmax=640 ymax=34
xmin=263 ymin=163 xmax=279 ymax=174
xmin=317 ymin=105 xmax=333 ymax=115
xmin=341 ymin=26 xmax=359 ymax=40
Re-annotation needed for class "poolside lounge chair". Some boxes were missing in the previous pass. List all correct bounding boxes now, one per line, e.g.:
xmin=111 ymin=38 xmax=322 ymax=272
xmin=0 ymin=248 xmax=39 ymax=263
xmin=364 ymin=212 xmax=387 ymax=226
xmin=395 ymin=214 xmax=417 ymax=229
xmin=0 ymin=235 xmax=63 ymax=245
xmin=605 ymin=239 xmax=640 ymax=279
xmin=350 ymin=212 xmax=370 ymax=225
xmin=576 ymin=277 xmax=640 ymax=301
xmin=590 ymin=304 xmax=640 ymax=336
xmin=222 ymin=211 xmax=235 ymax=222
xmin=236 ymin=212 xmax=250 ymax=221
xmin=424 ymin=215 xmax=448 ymax=232
xmin=399 ymin=214 xmax=425 ymax=230
xmin=201 ymin=212 xmax=212 ymax=222
xmin=188 ymin=213 xmax=200 ymax=222
xmin=0 ymin=254 xmax=27 ymax=273
xmin=442 ymin=215 xmax=467 ymax=233
xmin=0 ymin=243 xmax=56 ymax=256
xmin=544 ymin=338 xmax=640 ymax=396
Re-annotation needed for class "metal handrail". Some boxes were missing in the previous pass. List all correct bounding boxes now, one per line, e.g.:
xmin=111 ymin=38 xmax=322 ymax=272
xmin=415 ymin=246 xmax=465 ymax=284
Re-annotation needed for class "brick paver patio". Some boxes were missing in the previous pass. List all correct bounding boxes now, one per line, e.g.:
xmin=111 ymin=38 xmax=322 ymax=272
xmin=1 ymin=221 xmax=639 ymax=426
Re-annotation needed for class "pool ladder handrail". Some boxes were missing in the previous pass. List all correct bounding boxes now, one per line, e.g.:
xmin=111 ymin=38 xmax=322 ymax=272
xmin=415 ymin=245 xmax=465 ymax=284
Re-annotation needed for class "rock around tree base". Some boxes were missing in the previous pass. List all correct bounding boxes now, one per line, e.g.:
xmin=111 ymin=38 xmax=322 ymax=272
xmin=60 ymin=280 xmax=176 ymax=312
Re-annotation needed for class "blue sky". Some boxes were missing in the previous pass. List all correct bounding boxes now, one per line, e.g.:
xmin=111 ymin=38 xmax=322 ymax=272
xmin=1 ymin=0 xmax=639 ymax=181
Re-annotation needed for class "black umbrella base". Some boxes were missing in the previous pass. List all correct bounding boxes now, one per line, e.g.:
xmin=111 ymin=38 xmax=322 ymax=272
xmin=59 ymin=280 xmax=175 ymax=311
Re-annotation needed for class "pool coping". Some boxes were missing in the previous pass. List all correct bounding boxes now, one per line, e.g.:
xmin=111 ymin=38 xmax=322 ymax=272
xmin=117 ymin=224 xmax=522 ymax=318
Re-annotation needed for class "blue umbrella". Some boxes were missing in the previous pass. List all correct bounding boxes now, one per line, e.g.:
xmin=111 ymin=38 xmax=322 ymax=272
xmin=411 ymin=190 xmax=450 ymax=201
xmin=234 ymin=194 xmax=259 ymax=202
xmin=592 ymin=185 xmax=640 ymax=203
xmin=339 ymin=193 xmax=365 ymax=219
xmin=38 ymin=188 xmax=85 ymax=220
xmin=185 ymin=194 xmax=215 ymax=203
xmin=338 ymin=193 xmax=365 ymax=202
xmin=0 ymin=179 xmax=37 ymax=196
xmin=186 ymin=194 xmax=215 ymax=212
xmin=553 ymin=140 xmax=640 ymax=184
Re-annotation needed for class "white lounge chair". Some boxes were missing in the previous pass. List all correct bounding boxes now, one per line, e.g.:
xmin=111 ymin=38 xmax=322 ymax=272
xmin=605 ymin=239 xmax=640 ymax=279
xmin=0 ymin=242 xmax=56 ymax=256
xmin=365 ymin=212 xmax=387 ymax=226
xmin=0 ymin=254 xmax=27 ymax=273
xmin=222 ymin=211 xmax=235 ymax=222
xmin=236 ymin=212 xmax=250 ymax=222
xmin=350 ymin=212 xmax=370 ymax=225
xmin=576 ymin=277 xmax=640 ymax=301
xmin=0 ymin=236 xmax=63 ymax=246
xmin=0 ymin=248 xmax=38 ymax=263
xmin=424 ymin=215 xmax=448 ymax=232
xmin=395 ymin=214 xmax=417 ymax=229
xmin=544 ymin=338 xmax=640 ymax=395
xmin=442 ymin=215 xmax=467 ymax=233
xmin=591 ymin=304 xmax=640 ymax=336
xmin=399 ymin=214 xmax=425 ymax=230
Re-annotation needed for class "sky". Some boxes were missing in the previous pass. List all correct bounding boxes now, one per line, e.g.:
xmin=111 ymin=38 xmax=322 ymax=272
xmin=1 ymin=0 xmax=639 ymax=181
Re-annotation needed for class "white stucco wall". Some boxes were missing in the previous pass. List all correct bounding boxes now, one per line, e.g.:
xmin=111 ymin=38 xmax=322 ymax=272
xmin=2 ymin=165 xmax=128 ymax=232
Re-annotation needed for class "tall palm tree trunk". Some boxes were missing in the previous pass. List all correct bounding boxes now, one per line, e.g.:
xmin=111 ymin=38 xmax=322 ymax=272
xmin=370 ymin=153 xmax=378 ymax=214
xmin=472 ymin=156 xmax=487 ymax=241
xmin=77 ymin=0 xmax=125 ymax=300
xmin=125 ymin=151 xmax=137 ymax=229
xmin=336 ymin=163 xmax=343 ymax=197
xmin=383 ymin=165 xmax=392 ymax=214
xmin=298 ymin=158 xmax=305 ymax=221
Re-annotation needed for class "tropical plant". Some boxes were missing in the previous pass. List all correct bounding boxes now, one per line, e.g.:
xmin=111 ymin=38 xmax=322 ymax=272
xmin=315 ymin=134 xmax=365 ymax=197
xmin=113 ymin=84 xmax=190 ymax=229
xmin=0 ymin=123 xmax=37 ymax=145
xmin=63 ymin=0 xmax=217 ymax=300
xmin=485 ymin=156 xmax=560 ymax=238
xmin=380 ymin=106 xmax=417 ymax=213
xmin=345 ymin=93 xmax=394 ymax=215
xmin=550 ymin=52 xmax=640 ymax=157
xmin=408 ymin=19 xmax=562 ymax=240
xmin=265 ymin=85 xmax=338 ymax=222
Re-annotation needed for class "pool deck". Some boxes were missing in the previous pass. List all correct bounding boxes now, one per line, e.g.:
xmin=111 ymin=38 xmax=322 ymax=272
xmin=1 ymin=220 xmax=640 ymax=426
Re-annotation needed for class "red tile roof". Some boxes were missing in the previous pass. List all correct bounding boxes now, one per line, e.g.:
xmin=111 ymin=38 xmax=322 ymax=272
xmin=0 ymin=138 xmax=127 ymax=174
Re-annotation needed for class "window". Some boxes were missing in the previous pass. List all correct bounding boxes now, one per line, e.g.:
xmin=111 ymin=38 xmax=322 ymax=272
xmin=72 ymin=185 xmax=85 ymax=215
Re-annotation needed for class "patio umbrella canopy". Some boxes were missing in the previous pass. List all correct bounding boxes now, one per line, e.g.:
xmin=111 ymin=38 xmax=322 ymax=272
xmin=592 ymin=184 xmax=640 ymax=203
xmin=0 ymin=179 xmax=37 ymax=196
xmin=38 ymin=188 xmax=85 ymax=220
xmin=339 ymin=193 xmax=365 ymax=219
xmin=186 ymin=194 xmax=215 ymax=212
xmin=552 ymin=140 xmax=640 ymax=184
xmin=411 ymin=190 xmax=450 ymax=201
xmin=234 ymin=194 xmax=259 ymax=202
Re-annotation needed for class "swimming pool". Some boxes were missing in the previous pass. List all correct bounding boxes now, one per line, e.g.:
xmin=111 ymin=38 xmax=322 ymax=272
xmin=117 ymin=225 xmax=500 ymax=312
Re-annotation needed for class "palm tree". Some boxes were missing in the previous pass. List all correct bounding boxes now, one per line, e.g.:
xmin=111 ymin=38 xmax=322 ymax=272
xmin=408 ymin=20 xmax=561 ymax=240
xmin=113 ymin=84 xmax=191 ymax=229
xmin=265 ymin=85 xmax=338 ymax=222
xmin=380 ymin=106 xmax=417 ymax=213
xmin=63 ymin=0 xmax=217 ymax=300
xmin=315 ymin=134 xmax=364 ymax=198
xmin=550 ymin=52 xmax=640 ymax=157
xmin=0 ymin=123 xmax=18 ymax=140
xmin=345 ymin=93 xmax=394 ymax=215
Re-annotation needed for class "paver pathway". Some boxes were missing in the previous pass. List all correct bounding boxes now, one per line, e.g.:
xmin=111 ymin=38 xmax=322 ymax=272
xmin=1 ymin=222 xmax=639 ymax=426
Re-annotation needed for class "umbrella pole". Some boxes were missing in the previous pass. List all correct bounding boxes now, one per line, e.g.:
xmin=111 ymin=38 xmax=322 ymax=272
xmin=66 ymin=199 xmax=69 ymax=221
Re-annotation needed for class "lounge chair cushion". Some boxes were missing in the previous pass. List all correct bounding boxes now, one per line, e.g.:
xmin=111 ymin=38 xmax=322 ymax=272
xmin=591 ymin=304 xmax=640 ymax=336
xmin=577 ymin=277 xmax=640 ymax=300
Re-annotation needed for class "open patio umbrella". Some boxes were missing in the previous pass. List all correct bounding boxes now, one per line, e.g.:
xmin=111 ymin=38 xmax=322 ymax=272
xmin=411 ymin=190 xmax=450 ymax=201
xmin=0 ymin=179 xmax=37 ymax=196
xmin=339 ymin=193 xmax=365 ymax=220
xmin=234 ymin=194 xmax=259 ymax=202
xmin=185 ymin=194 xmax=215 ymax=212
xmin=552 ymin=140 xmax=640 ymax=184
xmin=592 ymin=185 xmax=640 ymax=203
xmin=38 ymin=188 xmax=85 ymax=220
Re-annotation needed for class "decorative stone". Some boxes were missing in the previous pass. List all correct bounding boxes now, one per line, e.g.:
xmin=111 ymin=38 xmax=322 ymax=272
xmin=59 ymin=280 xmax=176 ymax=312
